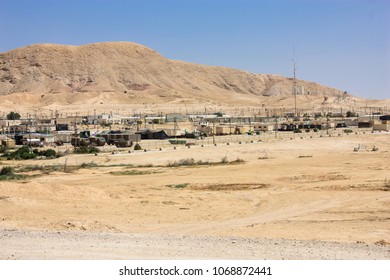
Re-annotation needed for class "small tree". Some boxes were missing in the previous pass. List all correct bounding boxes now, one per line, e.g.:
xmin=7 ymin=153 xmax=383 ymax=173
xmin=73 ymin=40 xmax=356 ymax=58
xmin=134 ymin=143 xmax=142 ymax=150
xmin=0 ymin=166 xmax=14 ymax=176
xmin=6 ymin=111 xmax=21 ymax=120
xmin=346 ymin=111 xmax=358 ymax=118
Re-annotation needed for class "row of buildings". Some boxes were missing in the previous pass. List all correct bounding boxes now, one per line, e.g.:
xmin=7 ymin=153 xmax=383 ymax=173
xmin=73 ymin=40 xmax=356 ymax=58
xmin=1 ymin=112 xmax=389 ymax=148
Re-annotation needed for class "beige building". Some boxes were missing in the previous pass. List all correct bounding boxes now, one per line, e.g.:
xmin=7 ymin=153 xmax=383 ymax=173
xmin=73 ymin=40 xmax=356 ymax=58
xmin=254 ymin=123 xmax=274 ymax=132
xmin=1 ymin=136 xmax=16 ymax=148
xmin=215 ymin=125 xmax=233 ymax=135
xmin=373 ymin=119 xmax=390 ymax=131
xmin=235 ymin=125 xmax=251 ymax=134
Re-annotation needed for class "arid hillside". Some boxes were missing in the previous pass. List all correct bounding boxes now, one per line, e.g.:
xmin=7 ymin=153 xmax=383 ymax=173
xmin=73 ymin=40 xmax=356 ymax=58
xmin=0 ymin=42 xmax=374 ymax=113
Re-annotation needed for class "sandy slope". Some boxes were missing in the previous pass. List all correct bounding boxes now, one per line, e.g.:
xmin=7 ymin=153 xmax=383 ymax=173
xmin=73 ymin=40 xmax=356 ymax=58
xmin=0 ymin=132 xmax=389 ymax=259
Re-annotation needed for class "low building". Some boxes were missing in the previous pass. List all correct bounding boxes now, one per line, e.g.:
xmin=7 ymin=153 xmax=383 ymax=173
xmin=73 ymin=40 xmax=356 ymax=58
xmin=0 ymin=119 xmax=22 ymax=127
xmin=166 ymin=113 xmax=188 ymax=122
xmin=98 ymin=130 xmax=141 ymax=144
xmin=373 ymin=119 xmax=390 ymax=131
xmin=1 ymin=137 xmax=15 ymax=148
xmin=235 ymin=125 xmax=250 ymax=134
xmin=254 ymin=123 xmax=274 ymax=132
xmin=137 ymin=129 xmax=169 ymax=140
xmin=23 ymin=133 xmax=55 ymax=144
xmin=94 ymin=114 xmax=122 ymax=125
xmin=159 ymin=128 xmax=185 ymax=137
xmin=358 ymin=121 xmax=372 ymax=128
xmin=215 ymin=125 xmax=233 ymax=135
xmin=120 ymin=116 xmax=141 ymax=125
xmin=197 ymin=125 xmax=214 ymax=136
xmin=52 ymin=131 xmax=74 ymax=143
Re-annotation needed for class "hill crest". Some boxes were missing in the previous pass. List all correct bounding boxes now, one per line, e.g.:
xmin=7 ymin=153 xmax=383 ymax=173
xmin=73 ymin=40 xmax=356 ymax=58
xmin=0 ymin=42 xmax=362 ymax=110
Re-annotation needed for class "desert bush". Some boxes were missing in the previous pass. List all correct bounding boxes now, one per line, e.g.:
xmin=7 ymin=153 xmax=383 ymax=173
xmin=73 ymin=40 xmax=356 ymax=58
xmin=5 ymin=146 xmax=36 ymax=160
xmin=231 ymin=158 xmax=245 ymax=164
xmin=0 ymin=166 xmax=14 ymax=176
xmin=0 ymin=166 xmax=27 ymax=181
xmin=80 ymin=162 xmax=99 ymax=168
xmin=221 ymin=156 xmax=228 ymax=163
xmin=134 ymin=143 xmax=142 ymax=150
xmin=167 ymin=157 xmax=244 ymax=167
xmin=169 ymin=139 xmax=186 ymax=145
xmin=166 ymin=183 xmax=189 ymax=189
xmin=0 ymin=146 xmax=8 ymax=154
xmin=110 ymin=170 xmax=155 ymax=176
xmin=384 ymin=178 xmax=390 ymax=191
xmin=74 ymin=146 xmax=100 ymax=154
xmin=3 ymin=146 xmax=59 ymax=160
xmin=40 ymin=149 xmax=57 ymax=158
xmin=6 ymin=111 xmax=21 ymax=120
xmin=168 ymin=158 xmax=195 ymax=167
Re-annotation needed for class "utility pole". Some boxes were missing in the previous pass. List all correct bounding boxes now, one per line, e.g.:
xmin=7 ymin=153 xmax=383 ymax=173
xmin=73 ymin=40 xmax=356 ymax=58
xmin=173 ymin=117 xmax=179 ymax=138
xmin=28 ymin=119 xmax=31 ymax=148
xmin=274 ymin=117 xmax=278 ymax=139
xmin=293 ymin=47 xmax=297 ymax=118
xmin=212 ymin=119 xmax=216 ymax=145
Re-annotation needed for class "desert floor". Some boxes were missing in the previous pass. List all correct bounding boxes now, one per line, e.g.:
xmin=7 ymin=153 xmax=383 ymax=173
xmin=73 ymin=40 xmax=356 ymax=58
xmin=0 ymin=131 xmax=389 ymax=259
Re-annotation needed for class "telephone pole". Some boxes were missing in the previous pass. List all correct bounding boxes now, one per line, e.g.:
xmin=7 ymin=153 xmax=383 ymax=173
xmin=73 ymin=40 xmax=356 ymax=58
xmin=293 ymin=48 xmax=297 ymax=118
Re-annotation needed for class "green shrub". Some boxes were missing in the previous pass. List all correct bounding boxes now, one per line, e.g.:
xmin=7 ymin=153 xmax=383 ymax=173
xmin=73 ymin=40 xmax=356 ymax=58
xmin=40 ymin=149 xmax=57 ymax=158
xmin=169 ymin=139 xmax=186 ymax=145
xmin=6 ymin=146 xmax=36 ymax=160
xmin=0 ymin=146 xmax=8 ymax=154
xmin=6 ymin=111 xmax=21 ymax=120
xmin=80 ymin=162 xmax=99 ymax=168
xmin=110 ymin=170 xmax=155 ymax=176
xmin=0 ymin=166 xmax=27 ymax=181
xmin=134 ymin=143 xmax=142 ymax=150
xmin=0 ymin=166 xmax=14 ymax=176
xmin=4 ymin=146 xmax=59 ymax=160
xmin=74 ymin=146 xmax=100 ymax=154
xmin=168 ymin=158 xmax=195 ymax=167
xmin=166 ymin=183 xmax=189 ymax=189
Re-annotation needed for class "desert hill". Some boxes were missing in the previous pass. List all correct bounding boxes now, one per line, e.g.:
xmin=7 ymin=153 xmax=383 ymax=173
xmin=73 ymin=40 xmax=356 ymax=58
xmin=0 ymin=42 xmax=380 ymax=113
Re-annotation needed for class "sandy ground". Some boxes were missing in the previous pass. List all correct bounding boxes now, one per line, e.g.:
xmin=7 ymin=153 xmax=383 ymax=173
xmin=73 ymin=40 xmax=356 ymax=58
xmin=1 ymin=131 xmax=389 ymax=259
xmin=1 ymin=229 xmax=389 ymax=260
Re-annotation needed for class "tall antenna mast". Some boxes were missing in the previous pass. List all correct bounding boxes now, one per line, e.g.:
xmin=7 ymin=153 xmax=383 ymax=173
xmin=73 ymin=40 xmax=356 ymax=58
xmin=293 ymin=47 xmax=297 ymax=117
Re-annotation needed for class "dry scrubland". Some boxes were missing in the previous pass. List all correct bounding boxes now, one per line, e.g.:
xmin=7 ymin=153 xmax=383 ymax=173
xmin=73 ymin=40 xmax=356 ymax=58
xmin=0 ymin=132 xmax=389 ymax=259
xmin=1 ymin=42 xmax=390 ymax=259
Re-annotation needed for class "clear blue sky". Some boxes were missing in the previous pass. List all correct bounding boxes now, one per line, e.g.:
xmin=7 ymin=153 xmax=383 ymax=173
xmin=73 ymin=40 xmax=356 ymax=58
xmin=1 ymin=0 xmax=389 ymax=99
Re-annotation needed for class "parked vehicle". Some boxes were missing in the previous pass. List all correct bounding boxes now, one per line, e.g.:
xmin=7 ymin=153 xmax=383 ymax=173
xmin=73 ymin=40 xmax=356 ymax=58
xmin=71 ymin=137 xmax=90 ymax=147
xmin=88 ymin=136 xmax=106 ymax=146
xmin=113 ymin=139 xmax=133 ymax=148
xmin=22 ymin=139 xmax=44 ymax=147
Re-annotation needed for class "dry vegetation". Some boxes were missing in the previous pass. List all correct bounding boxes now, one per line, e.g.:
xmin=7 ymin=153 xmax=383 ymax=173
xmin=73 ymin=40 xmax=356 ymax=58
xmin=1 ymin=132 xmax=389 ymax=259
